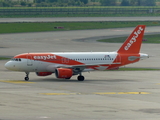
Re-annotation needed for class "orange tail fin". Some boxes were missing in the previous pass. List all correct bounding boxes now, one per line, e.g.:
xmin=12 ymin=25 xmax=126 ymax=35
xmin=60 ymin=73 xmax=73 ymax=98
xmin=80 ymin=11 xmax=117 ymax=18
xmin=117 ymin=25 xmax=146 ymax=54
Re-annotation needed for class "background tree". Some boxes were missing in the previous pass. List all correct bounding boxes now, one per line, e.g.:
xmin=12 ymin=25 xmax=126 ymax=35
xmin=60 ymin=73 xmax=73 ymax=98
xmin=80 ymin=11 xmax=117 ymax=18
xmin=145 ymin=0 xmax=156 ymax=6
xmin=1 ymin=0 xmax=12 ymax=7
xmin=80 ymin=0 xmax=88 ymax=4
xmin=28 ymin=3 xmax=32 ymax=7
xmin=21 ymin=1 xmax=27 ymax=6
xmin=100 ymin=0 xmax=117 ymax=6
xmin=137 ymin=0 xmax=141 ymax=6
xmin=138 ymin=0 xmax=156 ymax=6
xmin=130 ymin=0 xmax=156 ymax=6
xmin=47 ymin=0 xmax=58 ymax=2
xmin=130 ymin=0 xmax=137 ymax=6
xmin=121 ymin=0 xmax=129 ymax=6
xmin=75 ymin=0 xmax=84 ymax=6
xmin=34 ymin=0 xmax=45 ymax=3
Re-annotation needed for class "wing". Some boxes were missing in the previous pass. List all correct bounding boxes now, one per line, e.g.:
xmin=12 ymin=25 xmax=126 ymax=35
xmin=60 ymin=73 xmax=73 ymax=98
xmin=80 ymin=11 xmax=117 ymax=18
xmin=57 ymin=62 xmax=121 ymax=69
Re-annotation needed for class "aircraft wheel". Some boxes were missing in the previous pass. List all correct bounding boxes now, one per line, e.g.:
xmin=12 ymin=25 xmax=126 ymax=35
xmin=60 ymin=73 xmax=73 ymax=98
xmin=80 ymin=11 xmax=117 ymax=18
xmin=25 ymin=77 xmax=29 ymax=81
xmin=25 ymin=72 xmax=29 ymax=81
xmin=77 ymin=76 xmax=84 ymax=81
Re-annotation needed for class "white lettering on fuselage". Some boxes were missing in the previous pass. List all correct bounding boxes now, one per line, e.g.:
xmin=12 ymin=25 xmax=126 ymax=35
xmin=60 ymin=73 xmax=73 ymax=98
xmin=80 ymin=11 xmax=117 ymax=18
xmin=33 ymin=55 xmax=56 ymax=60
xmin=124 ymin=27 xmax=144 ymax=51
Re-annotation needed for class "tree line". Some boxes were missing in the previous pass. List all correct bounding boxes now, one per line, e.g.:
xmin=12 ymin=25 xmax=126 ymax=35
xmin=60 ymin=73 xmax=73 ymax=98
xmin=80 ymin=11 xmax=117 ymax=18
xmin=0 ymin=0 xmax=156 ymax=7
xmin=120 ymin=0 xmax=156 ymax=6
xmin=100 ymin=0 xmax=156 ymax=6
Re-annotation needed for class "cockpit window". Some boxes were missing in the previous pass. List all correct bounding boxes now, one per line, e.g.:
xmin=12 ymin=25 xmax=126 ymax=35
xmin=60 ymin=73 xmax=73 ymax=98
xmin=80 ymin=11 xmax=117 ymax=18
xmin=11 ymin=58 xmax=21 ymax=61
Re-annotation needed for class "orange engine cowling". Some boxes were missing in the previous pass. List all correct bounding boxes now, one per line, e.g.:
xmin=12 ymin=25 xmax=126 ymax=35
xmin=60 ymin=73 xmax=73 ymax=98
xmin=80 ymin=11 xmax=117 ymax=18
xmin=36 ymin=72 xmax=52 ymax=76
xmin=55 ymin=68 xmax=73 ymax=79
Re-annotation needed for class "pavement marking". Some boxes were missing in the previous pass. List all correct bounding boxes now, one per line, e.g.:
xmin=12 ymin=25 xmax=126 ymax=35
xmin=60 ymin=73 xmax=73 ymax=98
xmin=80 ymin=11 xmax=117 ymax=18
xmin=94 ymin=92 xmax=116 ymax=95
xmin=40 ymin=92 xmax=150 ymax=96
xmin=94 ymin=92 xmax=150 ymax=95
xmin=0 ymin=80 xmax=35 ymax=84
xmin=40 ymin=93 xmax=77 ymax=95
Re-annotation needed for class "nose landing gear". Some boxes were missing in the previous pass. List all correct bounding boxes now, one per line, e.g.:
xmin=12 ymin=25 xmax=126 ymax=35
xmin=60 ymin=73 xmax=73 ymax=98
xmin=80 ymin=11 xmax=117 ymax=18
xmin=25 ymin=72 xmax=29 ymax=81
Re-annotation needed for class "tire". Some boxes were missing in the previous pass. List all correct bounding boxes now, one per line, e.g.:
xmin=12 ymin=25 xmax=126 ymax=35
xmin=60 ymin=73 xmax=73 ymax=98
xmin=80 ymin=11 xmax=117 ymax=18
xmin=77 ymin=76 xmax=84 ymax=81
xmin=25 ymin=77 xmax=29 ymax=81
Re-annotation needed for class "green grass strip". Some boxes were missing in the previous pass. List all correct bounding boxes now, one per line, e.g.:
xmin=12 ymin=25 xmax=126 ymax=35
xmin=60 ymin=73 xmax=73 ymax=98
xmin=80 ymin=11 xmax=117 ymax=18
xmin=118 ymin=67 xmax=160 ymax=71
xmin=0 ymin=57 xmax=10 ymax=60
xmin=98 ymin=34 xmax=160 ymax=44
xmin=1 ymin=13 xmax=160 ymax=18
xmin=0 ymin=21 xmax=160 ymax=34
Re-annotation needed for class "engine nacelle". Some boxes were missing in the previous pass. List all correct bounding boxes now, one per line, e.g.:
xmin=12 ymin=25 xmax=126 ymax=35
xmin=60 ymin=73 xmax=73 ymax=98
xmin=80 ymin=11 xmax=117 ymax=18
xmin=36 ymin=72 xmax=52 ymax=76
xmin=55 ymin=68 xmax=73 ymax=79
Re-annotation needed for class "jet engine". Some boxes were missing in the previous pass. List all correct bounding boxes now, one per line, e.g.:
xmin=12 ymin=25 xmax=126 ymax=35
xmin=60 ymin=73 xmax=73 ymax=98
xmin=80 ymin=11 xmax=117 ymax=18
xmin=55 ymin=68 xmax=73 ymax=79
xmin=36 ymin=72 xmax=52 ymax=76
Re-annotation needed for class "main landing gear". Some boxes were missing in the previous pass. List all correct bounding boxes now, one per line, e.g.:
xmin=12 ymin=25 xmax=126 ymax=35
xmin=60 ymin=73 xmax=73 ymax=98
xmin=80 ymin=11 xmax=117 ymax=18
xmin=77 ymin=73 xmax=85 ymax=81
xmin=25 ymin=72 xmax=29 ymax=81
xmin=24 ymin=72 xmax=85 ymax=81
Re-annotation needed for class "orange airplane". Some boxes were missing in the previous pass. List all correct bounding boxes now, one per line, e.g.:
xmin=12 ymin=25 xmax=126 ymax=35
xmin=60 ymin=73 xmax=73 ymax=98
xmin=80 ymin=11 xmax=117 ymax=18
xmin=5 ymin=25 xmax=149 ymax=81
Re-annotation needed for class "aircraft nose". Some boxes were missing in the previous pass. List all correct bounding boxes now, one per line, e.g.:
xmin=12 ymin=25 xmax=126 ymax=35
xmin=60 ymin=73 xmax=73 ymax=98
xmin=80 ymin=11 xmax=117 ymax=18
xmin=5 ymin=61 xmax=10 ymax=69
xmin=5 ymin=61 xmax=13 ymax=70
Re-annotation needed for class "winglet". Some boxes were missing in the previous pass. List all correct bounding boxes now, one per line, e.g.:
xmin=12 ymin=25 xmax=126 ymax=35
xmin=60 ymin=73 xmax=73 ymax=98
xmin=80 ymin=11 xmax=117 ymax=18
xmin=117 ymin=25 xmax=146 ymax=54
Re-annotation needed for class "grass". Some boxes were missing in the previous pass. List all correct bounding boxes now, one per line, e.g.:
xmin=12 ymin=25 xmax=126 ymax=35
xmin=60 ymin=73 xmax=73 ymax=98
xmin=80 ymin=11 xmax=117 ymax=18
xmin=0 ymin=57 xmax=10 ymax=60
xmin=117 ymin=67 xmax=160 ymax=71
xmin=0 ymin=21 xmax=160 ymax=34
xmin=1 ymin=13 xmax=160 ymax=18
xmin=0 ymin=14 xmax=155 ymax=18
xmin=98 ymin=34 xmax=160 ymax=44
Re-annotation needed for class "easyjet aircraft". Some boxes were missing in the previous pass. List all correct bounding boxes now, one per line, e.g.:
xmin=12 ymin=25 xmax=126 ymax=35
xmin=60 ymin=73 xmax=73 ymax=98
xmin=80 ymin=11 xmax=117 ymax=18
xmin=5 ymin=25 xmax=149 ymax=81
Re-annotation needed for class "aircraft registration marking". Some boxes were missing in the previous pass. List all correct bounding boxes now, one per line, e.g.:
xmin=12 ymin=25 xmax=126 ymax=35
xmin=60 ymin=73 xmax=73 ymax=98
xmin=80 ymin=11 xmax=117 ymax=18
xmin=0 ymin=80 xmax=35 ymax=84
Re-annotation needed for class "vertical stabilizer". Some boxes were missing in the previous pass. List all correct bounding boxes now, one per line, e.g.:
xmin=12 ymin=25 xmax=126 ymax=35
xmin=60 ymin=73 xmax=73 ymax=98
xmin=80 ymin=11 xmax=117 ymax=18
xmin=117 ymin=25 xmax=145 ymax=54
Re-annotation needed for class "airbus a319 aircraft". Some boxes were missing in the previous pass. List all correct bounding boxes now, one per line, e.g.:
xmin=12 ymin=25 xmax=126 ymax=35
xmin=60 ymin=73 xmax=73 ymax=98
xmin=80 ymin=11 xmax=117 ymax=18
xmin=5 ymin=25 xmax=149 ymax=81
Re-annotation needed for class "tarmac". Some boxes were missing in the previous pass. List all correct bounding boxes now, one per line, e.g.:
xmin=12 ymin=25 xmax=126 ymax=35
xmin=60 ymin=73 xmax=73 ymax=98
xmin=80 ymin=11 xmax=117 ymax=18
xmin=0 ymin=21 xmax=160 ymax=120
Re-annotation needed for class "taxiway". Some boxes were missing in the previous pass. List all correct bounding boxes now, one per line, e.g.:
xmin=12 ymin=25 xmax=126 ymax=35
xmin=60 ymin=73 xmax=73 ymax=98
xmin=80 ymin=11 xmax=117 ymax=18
xmin=0 ymin=23 xmax=160 ymax=120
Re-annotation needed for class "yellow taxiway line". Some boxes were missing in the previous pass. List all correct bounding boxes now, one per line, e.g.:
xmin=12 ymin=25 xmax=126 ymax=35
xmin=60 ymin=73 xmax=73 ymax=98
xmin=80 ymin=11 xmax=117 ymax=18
xmin=40 ymin=92 xmax=150 ymax=95
xmin=94 ymin=92 xmax=150 ymax=95
xmin=0 ymin=80 xmax=34 ymax=84
xmin=0 ymin=80 xmax=150 ymax=95
xmin=40 ymin=93 xmax=77 ymax=95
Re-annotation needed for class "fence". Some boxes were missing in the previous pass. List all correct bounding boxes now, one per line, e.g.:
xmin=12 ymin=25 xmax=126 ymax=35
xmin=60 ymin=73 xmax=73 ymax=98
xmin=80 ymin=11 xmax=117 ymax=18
xmin=0 ymin=7 xmax=159 ymax=16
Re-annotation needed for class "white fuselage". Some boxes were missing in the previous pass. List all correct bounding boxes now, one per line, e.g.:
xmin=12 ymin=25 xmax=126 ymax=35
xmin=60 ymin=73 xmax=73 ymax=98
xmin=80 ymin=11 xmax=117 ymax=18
xmin=5 ymin=52 xmax=118 ymax=72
